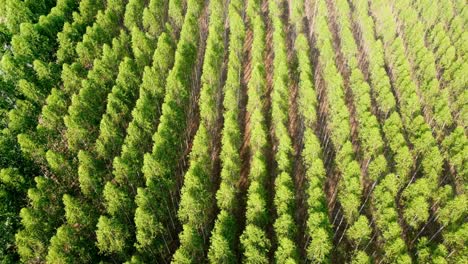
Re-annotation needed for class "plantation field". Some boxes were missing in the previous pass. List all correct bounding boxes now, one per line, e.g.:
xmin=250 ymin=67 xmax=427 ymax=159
xmin=0 ymin=0 xmax=466 ymax=263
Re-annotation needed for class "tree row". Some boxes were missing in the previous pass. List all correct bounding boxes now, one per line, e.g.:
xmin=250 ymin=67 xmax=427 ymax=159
xmin=312 ymin=0 xmax=371 ymax=261
xmin=332 ymin=0 xmax=412 ymax=262
xmin=207 ymin=0 xmax=246 ymax=261
xmin=173 ymin=0 xmax=227 ymax=261
xmin=239 ymin=0 xmax=272 ymax=262
xmin=132 ymin=0 xmax=205 ymax=260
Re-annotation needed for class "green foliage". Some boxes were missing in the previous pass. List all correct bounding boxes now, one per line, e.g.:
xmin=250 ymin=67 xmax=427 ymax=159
xmin=268 ymin=0 xmax=298 ymax=261
xmin=312 ymin=0 xmax=370 ymax=258
xmin=302 ymin=130 xmax=332 ymax=262
xmin=207 ymin=211 xmax=237 ymax=264
xmin=134 ymin=0 xmax=204 ymax=259
xmin=46 ymin=150 xmax=74 ymax=186
xmin=335 ymin=0 xmax=390 ymax=202
xmin=168 ymin=0 xmax=186 ymax=31
xmin=143 ymin=0 xmax=168 ymax=38
xmin=437 ymin=191 xmax=467 ymax=262
xmin=416 ymin=237 xmax=449 ymax=264
xmin=96 ymin=33 xmax=175 ymax=260
xmin=442 ymin=127 xmax=467 ymax=186
xmin=96 ymin=215 xmax=130 ymax=259
xmin=2 ymin=0 xmax=78 ymax=95
xmin=57 ymin=0 xmax=106 ymax=64
xmin=369 ymin=0 xmax=446 ymax=233
xmin=175 ymin=126 xmax=215 ymax=262
xmin=46 ymin=225 xmax=95 ymax=264
xmin=131 ymin=27 xmax=156 ymax=70
xmin=65 ymin=32 xmax=131 ymax=152
xmin=351 ymin=250 xmax=370 ymax=264
xmin=112 ymin=32 xmax=175 ymax=189
xmin=95 ymin=58 xmax=140 ymax=160
xmin=46 ymin=194 xmax=98 ymax=263
xmin=78 ymin=150 xmax=105 ymax=197
xmin=240 ymin=225 xmax=271 ymax=264
xmin=1 ymin=0 xmax=33 ymax=35
xmin=69 ymin=0 xmax=160 ymax=260
xmin=352 ymin=0 xmax=414 ymax=191
xmin=9 ymin=6 xmax=114 ymax=256
xmin=295 ymin=34 xmax=317 ymax=127
xmin=97 ymin=181 xmax=135 ymax=257
xmin=0 ymin=168 xmax=26 ymax=262
xmin=0 ymin=0 xmax=464 ymax=262
xmin=392 ymin=0 xmax=453 ymax=132
xmin=172 ymin=224 xmax=204 ymax=264
xmin=373 ymin=174 xmax=410 ymax=262
xmin=123 ymin=0 xmax=145 ymax=30
xmin=402 ymin=179 xmax=431 ymax=228
xmin=207 ymin=0 xmax=245 ymax=260
xmin=16 ymin=1 xmax=142 ymax=262
xmin=0 ymin=0 xmax=80 ymax=195
xmin=15 ymin=176 xmax=64 ymax=262
xmin=240 ymin=1 xmax=272 ymax=261
xmin=382 ymin=113 xmax=413 ymax=185
xmin=347 ymin=216 xmax=371 ymax=247
xmin=75 ymin=0 xmax=127 ymax=67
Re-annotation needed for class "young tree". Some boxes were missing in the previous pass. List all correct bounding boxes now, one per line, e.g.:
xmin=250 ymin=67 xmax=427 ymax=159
xmin=56 ymin=0 xmax=106 ymax=64
xmin=0 ymin=168 xmax=26 ymax=262
xmin=168 ymin=0 xmax=186 ymax=31
xmin=15 ymin=176 xmax=64 ymax=262
xmin=64 ymin=32 xmax=131 ymax=152
xmin=143 ymin=0 xmax=168 ymax=38
xmin=46 ymin=194 xmax=98 ymax=263
xmin=95 ymin=57 xmax=141 ymax=160
xmin=75 ymin=0 xmax=127 ymax=67
xmin=372 ymin=174 xmax=410 ymax=262
xmin=123 ymin=0 xmax=145 ymax=30
xmin=391 ymin=0 xmax=453 ymax=134
xmin=13 ymin=3 xmax=126 ymax=259
xmin=240 ymin=225 xmax=271 ymax=264
xmin=0 ymin=0 xmax=80 ymax=211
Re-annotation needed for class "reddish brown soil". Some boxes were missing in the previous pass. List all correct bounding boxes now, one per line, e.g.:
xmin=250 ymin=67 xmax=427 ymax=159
xmin=238 ymin=13 xmax=253 ymax=191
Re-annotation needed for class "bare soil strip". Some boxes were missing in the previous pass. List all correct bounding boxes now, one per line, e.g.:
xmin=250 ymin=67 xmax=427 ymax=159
xmin=284 ymin=0 xmax=308 ymax=259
